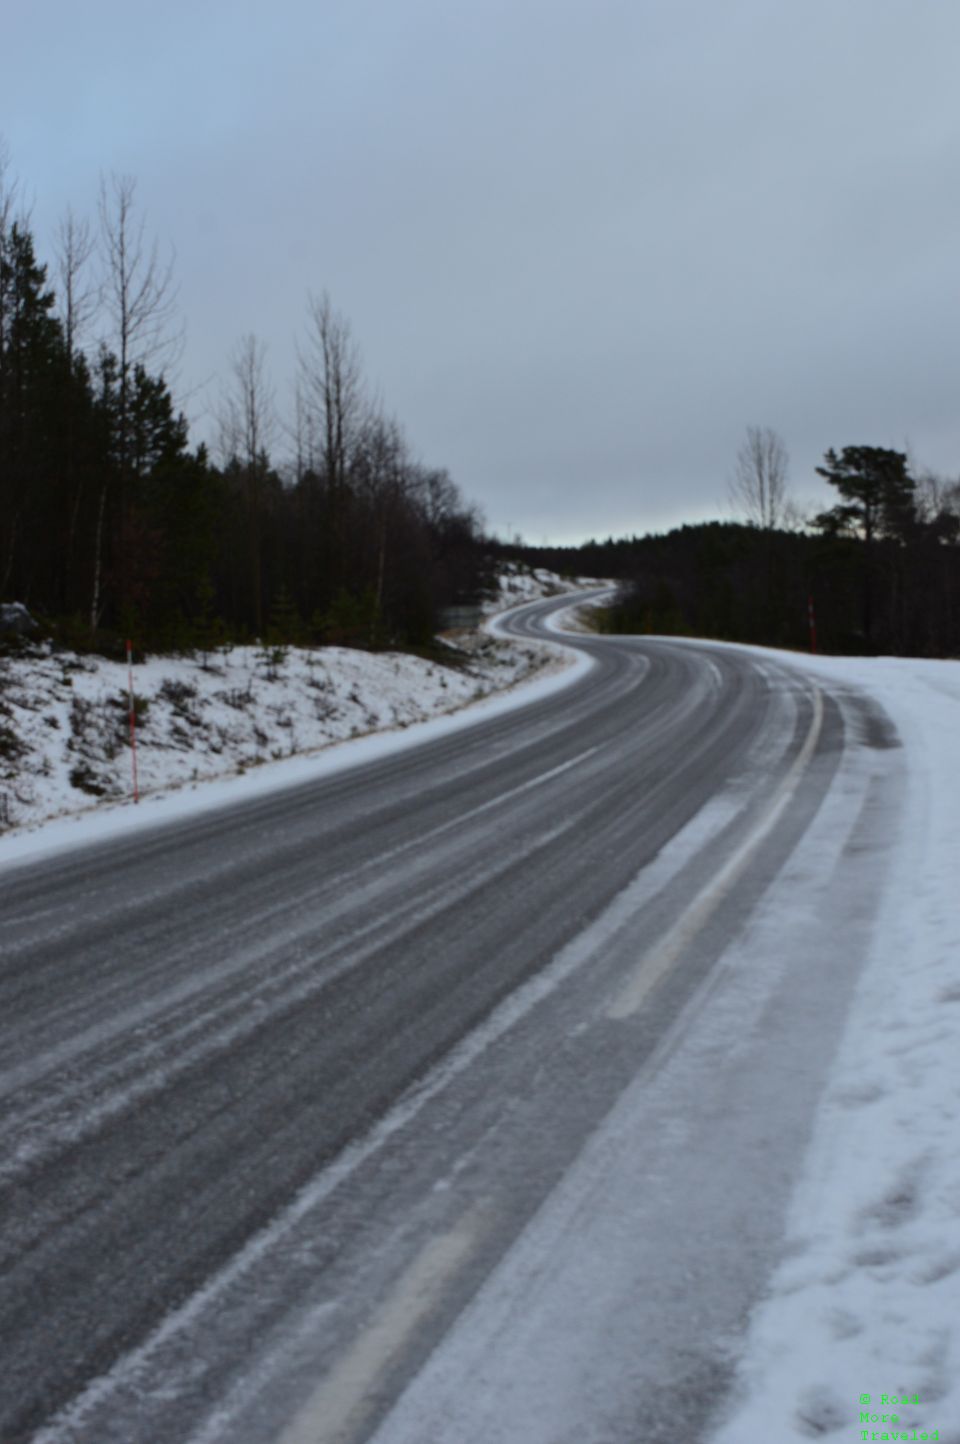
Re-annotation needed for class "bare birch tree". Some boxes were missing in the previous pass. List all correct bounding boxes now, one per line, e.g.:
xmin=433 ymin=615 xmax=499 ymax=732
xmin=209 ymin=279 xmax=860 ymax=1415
xmin=52 ymin=207 xmax=97 ymax=599
xmin=915 ymin=469 xmax=960 ymax=527
xmin=54 ymin=207 xmax=96 ymax=362
xmin=0 ymin=139 xmax=27 ymax=598
xmin=298 ymin=290 xmax=365 ymax=494
xmin=217 ymin=333 xmax=276 ymax=635
xmin=354 ymin=409 xmax=410 ymax=630
xmin=97 ymin=172 xmax=181 ymax=457
xmin=295 ymin=292 xmax=368 ymax=597
xmin=91 ymin=173 xmax=181 ymax=629
xmin=729 ymin=425 xmax=790 ymax=530
xmin=289 ymin=376 xmax=312 ymax=483
xmin=0 ymin=138 xmax=23 ymax=385
xmin=217 ymin=333 xmax=275 ymax=468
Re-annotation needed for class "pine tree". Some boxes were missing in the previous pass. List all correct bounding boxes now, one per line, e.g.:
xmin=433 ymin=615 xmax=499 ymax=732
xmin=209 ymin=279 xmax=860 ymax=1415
xmin=815 ymin=446 xmax=917 ymax=648
xmin=0 ymin=223 xmax=74 ymax=604
xmin=89 ymin=352 xmax=189 ymax=632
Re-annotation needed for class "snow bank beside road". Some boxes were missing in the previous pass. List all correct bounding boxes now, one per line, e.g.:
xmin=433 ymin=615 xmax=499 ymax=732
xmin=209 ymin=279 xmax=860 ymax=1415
xmin=705 ymin=649 xmax=960 ymax=1443
xmin=0 ymin=634 xmax=543 ymax=832
xmin=483 ymin=561 xmax=598 ymax=613
xmin=0 ymin=571 xmax=599 ymax=868
xmin=357 ymin=639 xmax=960 ymax=1444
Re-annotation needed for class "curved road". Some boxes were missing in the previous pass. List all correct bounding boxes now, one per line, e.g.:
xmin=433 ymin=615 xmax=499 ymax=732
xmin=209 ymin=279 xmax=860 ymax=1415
xmin=0 ymin=596 xmax=903 ymax=1443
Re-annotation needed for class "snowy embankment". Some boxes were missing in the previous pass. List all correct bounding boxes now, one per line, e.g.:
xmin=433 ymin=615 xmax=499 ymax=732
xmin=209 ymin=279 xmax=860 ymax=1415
xmin=357 ymin=641 xmax=959 ymax=1444
xmin=706 ymin=648 xmax=960 ymax=1443
xmin=0 ymin=566 xmax=594 ymax=851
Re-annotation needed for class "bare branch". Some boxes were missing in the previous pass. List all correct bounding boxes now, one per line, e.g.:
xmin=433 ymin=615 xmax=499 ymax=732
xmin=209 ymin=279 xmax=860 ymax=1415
xmin=54 ymin=206 xmax=97 ymax=360
xmin=0 ymin=137 xmax=31 ymax=238
xmin=728 ymin=425 xmax=790 ymax=530
xmin=215 ymin=334 xmax=276 ymax=635
xmin=0 ymin=139 xmax=24 ymax=362
xmin=97 ymin=172 xmax=183 ymax=381
xmin=216 ymin=333 xmax=276 ymax=470
xmin=297 ymin=291 xmax=366 ymax=491
xmin=0 ymin=136 xmax=17 ymax=234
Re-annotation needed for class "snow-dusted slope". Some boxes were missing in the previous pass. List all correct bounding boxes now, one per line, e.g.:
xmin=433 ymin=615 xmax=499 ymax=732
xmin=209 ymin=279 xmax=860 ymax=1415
xmin=363 ymin=644 xmax=960 ymax=1444
xmin=0 ymin=568 xmax=593 ymax=838
xmin=705 ymin=648 xmax=960 ymax=1443
xmin=483 ymin=561 xmax=598 ymax=612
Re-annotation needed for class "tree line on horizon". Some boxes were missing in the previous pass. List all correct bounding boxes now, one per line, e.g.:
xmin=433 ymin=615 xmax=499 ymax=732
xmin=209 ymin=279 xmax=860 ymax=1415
xmin=499 ymin=430 xmax=960 ymax=657
xmin=4 ymin=144 xmax=960 ymax=663
xmin=0 ymin=151 xmax=490 ymax=657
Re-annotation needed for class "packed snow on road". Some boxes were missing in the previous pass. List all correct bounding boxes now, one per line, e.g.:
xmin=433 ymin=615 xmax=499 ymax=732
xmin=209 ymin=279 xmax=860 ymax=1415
xmin=2 ymin=606 xmax=957 ymax=1441
xmin=361 ymin=645 xmax=960 ymax=1444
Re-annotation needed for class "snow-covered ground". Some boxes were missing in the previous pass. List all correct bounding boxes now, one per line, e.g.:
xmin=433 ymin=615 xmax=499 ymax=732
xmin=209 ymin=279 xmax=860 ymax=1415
xmin=0 ymin=635 xmax=543 ymax=834
xmin=364 ymin=642 xmax=960 ymax=1444
xmin=483 ymin=561 xmax=599 ymax=613
xmin=0 ymin=566 xmax=591 ymax=845
xmin=705 ymin=647 xmax=960 ymax=1444
xmin=3 ymin=588 xmax=956 ymax=1440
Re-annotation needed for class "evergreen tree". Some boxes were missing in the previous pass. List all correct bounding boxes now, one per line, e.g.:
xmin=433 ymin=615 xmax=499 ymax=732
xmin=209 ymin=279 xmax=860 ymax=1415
xmin=814 ymin=446 xmax=916 ymax=545
xmin=87 ymin=351 xmax=191 ymax=632
xmin=0 ymin=170 xmax=525 ymax=659
xmin=127 ymin=364 xmax=188 ymax=481
xmin=0 ymin=223 xmax=76 ymax=603
xmin=814 ymin=446 xmax=917 ymax=648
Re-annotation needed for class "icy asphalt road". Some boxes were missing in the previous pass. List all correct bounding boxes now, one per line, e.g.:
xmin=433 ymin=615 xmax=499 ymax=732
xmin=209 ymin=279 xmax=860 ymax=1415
xmin=0 ymin=596 xmax=904 ymax=1444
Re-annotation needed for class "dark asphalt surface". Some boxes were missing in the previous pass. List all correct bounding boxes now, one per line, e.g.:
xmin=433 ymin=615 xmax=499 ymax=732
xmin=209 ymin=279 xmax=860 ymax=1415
xmin=0 ymin=597 xmax=902 ymax=1443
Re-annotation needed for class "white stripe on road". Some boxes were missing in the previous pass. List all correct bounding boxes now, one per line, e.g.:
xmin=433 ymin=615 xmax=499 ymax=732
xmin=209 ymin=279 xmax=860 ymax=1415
xmin=276 ymin=1207 xmax=486 ymax=1444
xmin=33 ymin=682 xmax=803 ymax=1444
xmin=607 ymin=685 xmax=824 ymax=1020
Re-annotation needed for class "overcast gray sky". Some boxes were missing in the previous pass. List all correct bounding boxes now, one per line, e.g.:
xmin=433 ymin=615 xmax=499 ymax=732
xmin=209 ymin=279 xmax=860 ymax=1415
xmin=4 ymin=0 xmax=959 ymax=543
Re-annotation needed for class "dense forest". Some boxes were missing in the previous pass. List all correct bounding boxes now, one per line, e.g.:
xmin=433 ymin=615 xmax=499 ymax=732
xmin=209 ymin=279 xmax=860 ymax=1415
xmin=499 ymin=443 xmax=960 ymax=658
xmin=0 ymin=161 xmax=491 ymax=656
xmin=3 ymin=154 xmax=960 ymax=663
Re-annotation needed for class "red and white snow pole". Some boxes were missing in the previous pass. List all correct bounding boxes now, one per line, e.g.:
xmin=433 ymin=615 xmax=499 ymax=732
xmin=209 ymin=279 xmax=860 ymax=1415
xmin=126 ymin=639 xmax=140 ymax=803
xmin=807 ymin=594 xmax=818 ymax=655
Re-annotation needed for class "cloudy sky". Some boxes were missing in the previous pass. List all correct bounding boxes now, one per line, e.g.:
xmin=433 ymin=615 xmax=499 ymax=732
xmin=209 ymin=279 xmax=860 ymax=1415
xmin=4 ymin=0 xmax=959 ymax=543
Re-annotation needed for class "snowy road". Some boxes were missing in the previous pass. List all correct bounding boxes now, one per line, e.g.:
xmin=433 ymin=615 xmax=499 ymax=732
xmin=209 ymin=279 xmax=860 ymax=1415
xmin=0 ymin=597 xmax=904 ymax=1444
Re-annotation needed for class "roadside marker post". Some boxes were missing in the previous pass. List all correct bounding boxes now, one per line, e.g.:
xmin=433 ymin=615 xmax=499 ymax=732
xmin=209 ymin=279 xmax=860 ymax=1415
xmin=127 ymin=639 xmax=140 ymax=803
xmin=807 ymin=594 xmax=818 ymax=654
